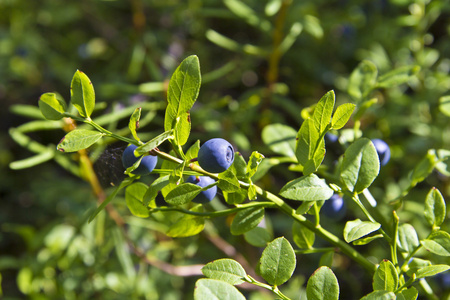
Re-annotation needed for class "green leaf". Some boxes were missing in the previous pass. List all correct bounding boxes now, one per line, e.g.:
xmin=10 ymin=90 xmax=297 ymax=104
xmin=202 ymin=259 xmax=247 ymax=285
xmin=259 ymin=237 xmax=296 ymax=286
xmin=89 ymin=177 xmax=135 ymax=223
xmin=312 ymin=90 xmax=335 ymax=135
xmin=246 ymin=151 xmax=265 ymax=178
xmin=295 ymin=118 xmax=325 ymax=175
xmin=421 ymin=230 xmax=450 ymax=256
xmin=223 ymin=191 xmax=247 ymax=205
xmin=57 ymin=129 xmax=104 ymax=152
xmin=244 ymin=227 xmax=272 ymax=247
xmin=279 ymin=174 xmax=333 ymax=201
xmin=331 ymin=103 xmax=356 ymax=130
xmin=348 ymin=60 xmax=378 ymax=101
xmin=377 ymin=65 xmax=419 ymax=88
xmin=295 ymin=201 xmax=314 ymax=215
xmin=38 ymin=93 xmax=66 ymax=120
xmin=128 ymin=107 xmax=141 ymax=142
xmin=396 ymin=287 xmax=418 ymax=300
xmin=164 ymin=55 xmax=201 ymax=146
xmin=306 ymin=266 xmax=339 ymax=300
xmin=295 ymin=118 xmax=318 ymax=165
xmin=352 ymin=234 xmax=383 ymax=245
xmin=218 ymin=169 xmax=240 ymax=193
xmin=70 ymin=70 xmax=95 ymax=118
xmin=439 ymin=95 xmax=450 ymax=117
xmin=292 ymin=222 xmax=315 ymax=249
xmin=9 ymin=148 xmax=55 ymax=170
xmin=230 ymin=207 xmax=264 ymax=235
xmin=166 ymin=205 xmax=205 ymax=237
xmin=415 ymin=264 xmax=450 ymax=279
xmin=343 ymin=219 xmax=381 ymax=243
xmin=143 ymin=175 xmax=170 ymax=207
xmin=361 ymin=290 xmax=395 ymax=300
xmin=165 ymin=183 xmax=202 ymax=205
xmin=436 ymin=149 xmax=450 ymax=176
xmin=169 ymin=161 xmax=185 ymax=185
xmin=194 ymin=279 xmax=245 ymax=300
xmin=406 ymin=258 xmax=431 ymax=276
xmin=424 ymin=187 xmax=446 ymax=227
xmin=232 ymin=153 xmax=248 ymax=180
xmin=247 ymin=183 xmax=257 ymax=201
xmin=340 ymin=138 xmax=380 ymax=193
xmin=224 ymin=0 xmax=271 ymax=32
xmin=408 ymin=149 xmax=438 ymax=189
xmin=125 ymin=182 xmax=149 ymax=218
xmin=186 ymin=140 xmax=200 ymax=161
xmin=262 ymin=124 xmax=297 ymax=157
xmin=135 ymin=130 xmax=174 ymax=155
xmin=373 ymin=260 xmax=398 ymax=292
xmin=397 ymin=223 xmax=419 ymax=254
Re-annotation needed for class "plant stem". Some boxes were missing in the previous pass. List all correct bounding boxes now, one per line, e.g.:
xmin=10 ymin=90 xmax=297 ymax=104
xmin=149 ymin=202 xmax=277 ymax=218
xmin=63 ymin=113 xmax=138 ymax=145
xmin=119 ymin=144 xmax=377 ymax=273
xmin=245 ymin=276 xmax=291 ymax=300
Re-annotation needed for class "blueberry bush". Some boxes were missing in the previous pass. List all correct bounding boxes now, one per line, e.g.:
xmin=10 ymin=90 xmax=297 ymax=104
xmin=3 ymin=0 xmax=450 ymax=299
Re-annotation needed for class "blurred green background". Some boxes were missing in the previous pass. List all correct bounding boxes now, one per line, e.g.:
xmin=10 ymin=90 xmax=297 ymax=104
xmin=1 ymin=0 xmax=449 ymax=299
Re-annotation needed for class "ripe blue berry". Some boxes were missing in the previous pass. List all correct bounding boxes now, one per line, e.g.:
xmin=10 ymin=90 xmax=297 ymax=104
xmin=321 ymin=194 xmax=346 ymax=220
xmin=371 ymin=139 xmax=390 ymax=166
xmin=185 ymin=175 xmax=217 ymax=204
xmin=122 ymin=144 xmax=158 ymax=175
xmin=325 ymin=132 xmax=339 ymax=144
xmin=198 ymin=138 xmax=235 ymax=173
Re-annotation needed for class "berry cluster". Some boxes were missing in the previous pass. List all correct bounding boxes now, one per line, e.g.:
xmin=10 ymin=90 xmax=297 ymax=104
xmin=121 ymin=138 xmax=235 ymax=203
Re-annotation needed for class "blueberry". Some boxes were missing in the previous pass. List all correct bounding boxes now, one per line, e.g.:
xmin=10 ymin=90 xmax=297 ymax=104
xmin=371 ymin=139 xmax=390 ymax=166
xmin=325 ymin=132 xmax=339 ymax=144
xmin=122 ymin=144 xmax=158 ymax=175
xmin=185 ymin=175 xmax=217 ymax=203
xmin=198 ymin=138 xmax=234 ymax=173
xmin=321 ymin=194 xmax=346 ymax=220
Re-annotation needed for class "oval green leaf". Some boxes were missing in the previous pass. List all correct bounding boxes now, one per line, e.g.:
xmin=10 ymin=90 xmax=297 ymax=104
xmin=262 ymin=123 xmax=297 ymax=157
xmin=164 ymin=55 xmax=201 ymax=146
xmin=280 ymin=174 xmax=333 ymax=201
xmin=306 ymin=266 xmax=339 ymax=300
xmin=292 ymin=221 xmax=315 ymax=249
xmin=415 ymin=264 xmax=450 ymax=279
xmin=70 ymin=70 xmax=95 ymax=118
xmin=420 ymin=230 xmax=450 ymax=256
xmin=259 ymin=237 xmax=296 ymax=286
xmin=125 ymin=182 xmax=149 ymax=218
xmin=166 ymin=205 xmax=205 ymax=237
xmin=230 ymin=207 xmax=264 ymax=236
xmin=343 ymin=219 xmax=381 ymax=243
xmin=201 ymin=259 xmax=247 ymax=285
xmin=397 ymin=223 xmax=419 ymax=254
xmin=373 ymin=260 xmax=398 ymax=292
xmin=313 ymin=90 xmax=335 ymax=135
xmin=396 ymin=287 xmax=418 ymax=300
xmin=361 ymin=290 xmax=395 ymax=300
xmin=244 ymin=227 xmax=272 ymax=247
xmin=57 ymin=129 xmax=104 ymax=152
xmin=194 ymin=279 xmax=245 ymax=300
xmin=38 ymin=93 xmax=66 ymax=120
xmin=424 ymin=187 xmax=446 ymax=227
xmin=331 ymin=103 xmax=356 ymax=130
xmin=165 ymin=183 xmax=202 ymax=205
xmin=340 ymin=138 xmax=380 ymax=193
xmin=135 ymin=130 xmax=174 ymax=155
